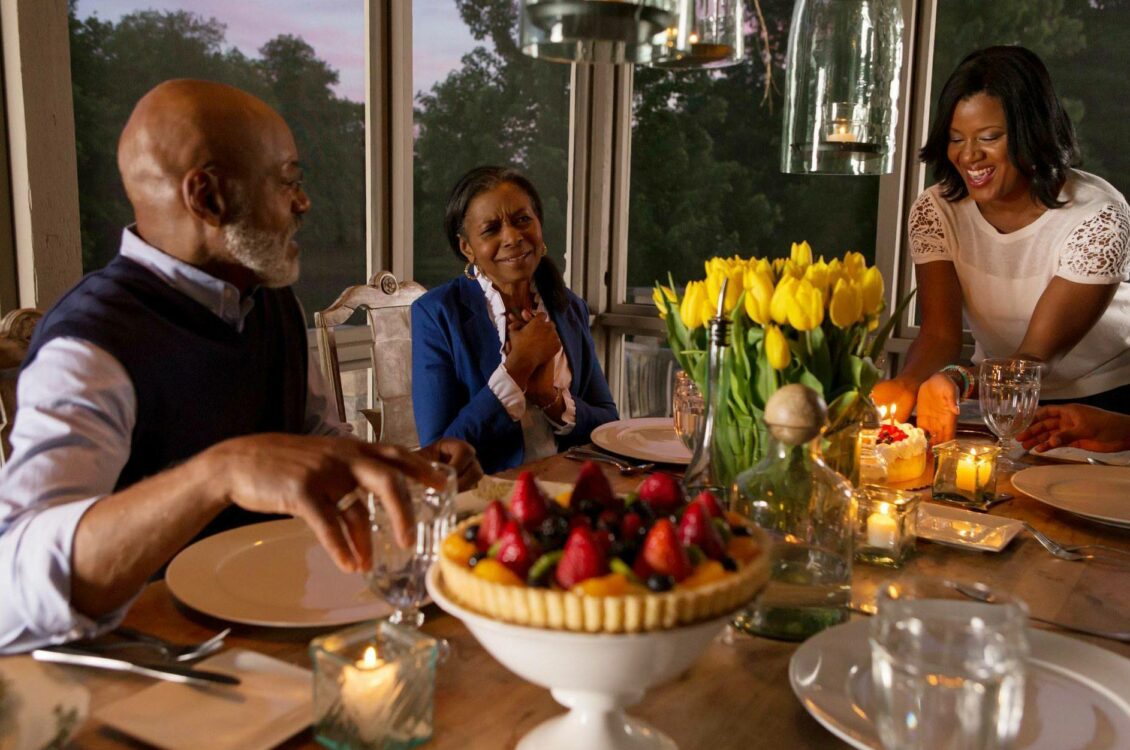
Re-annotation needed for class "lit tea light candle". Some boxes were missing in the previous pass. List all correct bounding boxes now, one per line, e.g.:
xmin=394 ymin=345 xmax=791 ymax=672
xmin=341 ymin=645 xmax=401 ymax=743
xmin=955 ymin=451 xmax=994 ymax=493
xmin=827 ymin=120 xmax=857 ymax=143
xmin=866 ymin=502 xmax=899 ymax=549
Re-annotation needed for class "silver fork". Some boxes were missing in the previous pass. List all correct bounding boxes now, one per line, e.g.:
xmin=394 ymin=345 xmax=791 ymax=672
xmin=84 ymin=626 xmax=231 ymax=662
xmin=955 ymin=583 xmax=1130 ymax=643
xmin=1022 ymin=522 xmax=1130 ymax=563
xmin=564 ymin=448 xmax=656 ymax=475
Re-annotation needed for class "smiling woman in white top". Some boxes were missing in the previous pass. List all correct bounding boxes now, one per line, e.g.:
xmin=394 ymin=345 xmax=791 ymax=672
xmin=873 ymin=45 xmax=1130 ymax=443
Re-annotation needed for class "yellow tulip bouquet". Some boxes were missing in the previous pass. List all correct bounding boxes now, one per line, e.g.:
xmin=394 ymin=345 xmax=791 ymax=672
xmin=654 ymin=242 xmax=914 ymax=485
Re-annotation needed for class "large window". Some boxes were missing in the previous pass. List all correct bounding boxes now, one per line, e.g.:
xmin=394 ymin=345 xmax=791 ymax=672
xmin=68 ymin=0 xmax=366 ymax=320
xmin=626 ymin=3 xmax=880 ymax=305
xmin=410 ymin=1 xmax=572 ymax=290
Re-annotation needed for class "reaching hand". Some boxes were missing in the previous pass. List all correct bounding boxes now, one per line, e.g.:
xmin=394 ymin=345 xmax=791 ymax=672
xmin=205 ymin=434 xmax=444 ymax=574
xmin=1019 ymin=404 xmax=1130 ymax=453
xmin=915 ymin=373 xmax=960 ymax=444
xmin=417 ymin=437 xmax=484 ymax=491
xmin=871 ymin=378 xmax=918 ymax=424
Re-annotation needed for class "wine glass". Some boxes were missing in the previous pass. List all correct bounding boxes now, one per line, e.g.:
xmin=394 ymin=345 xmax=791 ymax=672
xmin=672 ymin=370 xmax=704 ymax=452
xmin=366 ymin=461 xmax=456 ymax=628
xmin=978 ymin=358 xmax=1042 ymax=470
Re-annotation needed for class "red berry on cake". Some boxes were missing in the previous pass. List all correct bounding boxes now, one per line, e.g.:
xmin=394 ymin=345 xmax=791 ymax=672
xmin=509 ymin=471 xmax=550 ymax=530
xmin=555 ymin=526 xmax=608 ymax=589
xmin=638 ymin=518 xmax=692 ymax=582
xmin=476 ymin=500 xmax=508 ymax=551
xmin=677 ymin=502 xmax=727 ymax=561
xmin=637 ymin=472 xmax=684 ymax=512
xmin=689 ymin=490 xmax=725 ymax=519
xmin=495 ymin=520 xmax=537 ymax=579
xmin=571 ymin=461 xmax=617 ymax=509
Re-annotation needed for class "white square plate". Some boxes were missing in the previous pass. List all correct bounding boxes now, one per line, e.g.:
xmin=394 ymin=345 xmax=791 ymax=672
xmin=94 ymin=649 xmax=311 ymax=750
xmin=916 ymin=503 xmax=1023 ymax=552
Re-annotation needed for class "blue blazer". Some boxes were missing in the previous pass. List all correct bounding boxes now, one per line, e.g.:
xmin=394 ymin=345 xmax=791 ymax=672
xmin=412 ymin=276 xmax=619 ymax=474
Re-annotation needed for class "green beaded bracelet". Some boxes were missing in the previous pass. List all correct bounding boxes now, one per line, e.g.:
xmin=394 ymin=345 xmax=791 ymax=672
xmin=939 ymin=364 xmax=974 ymax=400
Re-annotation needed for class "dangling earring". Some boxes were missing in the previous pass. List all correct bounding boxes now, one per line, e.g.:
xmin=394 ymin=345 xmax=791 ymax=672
xmin=464 ymin=261 xmax=479 ymax=280
xmin=540 ymin=243 xmax=549 ymax=257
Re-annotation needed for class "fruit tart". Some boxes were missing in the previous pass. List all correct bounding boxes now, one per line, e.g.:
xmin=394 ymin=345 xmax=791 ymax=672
xmin=437 ymin=462 xmax=770 ymax=633
xmin=875 ymin=421 xmax=928 ymax=483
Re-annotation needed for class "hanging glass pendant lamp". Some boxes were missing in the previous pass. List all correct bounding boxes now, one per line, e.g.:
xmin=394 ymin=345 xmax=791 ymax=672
xmin=649 ymin=0 xmax=746 ymax=69
xmin=780 ymin=0 xmax=903 ymax=175
xmin=520 ymin=1 xmax=684 ymax=64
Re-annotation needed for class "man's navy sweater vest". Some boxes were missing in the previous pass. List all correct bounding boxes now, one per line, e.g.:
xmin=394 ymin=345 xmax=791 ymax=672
xmin=25 ymin=255 xmax=309 ymax=538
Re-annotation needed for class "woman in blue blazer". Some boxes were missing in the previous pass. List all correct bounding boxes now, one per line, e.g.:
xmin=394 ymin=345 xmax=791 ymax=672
xmin=412 ymin=166 xmax=619 ymax=474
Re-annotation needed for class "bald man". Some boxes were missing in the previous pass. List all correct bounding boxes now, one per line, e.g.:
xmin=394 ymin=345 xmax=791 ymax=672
xmin=0 ymin=80 xmax=480 ymax=653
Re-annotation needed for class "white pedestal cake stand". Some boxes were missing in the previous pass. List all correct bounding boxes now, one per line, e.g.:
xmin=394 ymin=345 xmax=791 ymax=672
xmin=426 ymin=565 xmax=733 ymax=750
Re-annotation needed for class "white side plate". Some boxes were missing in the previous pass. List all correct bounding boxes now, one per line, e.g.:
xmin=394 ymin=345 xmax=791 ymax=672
xmin=1012 ymin=465 xmax=1130 ymax=528
xmin=167 ymin=519 xmax=389 ymax=627
xmin=95 ymin=649 xmax=311 ymax=750
xmin=790 ymin=619 xmax=1130 ymax=750
xmin=916 ymin=503 xmax=1023 ymax=552
xmin=590 ymin=417 xmax=692 ymax=465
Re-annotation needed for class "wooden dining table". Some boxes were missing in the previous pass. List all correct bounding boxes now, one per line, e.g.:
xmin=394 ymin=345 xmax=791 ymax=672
xmin=51 ymin=451 xmax=1130 ymax=749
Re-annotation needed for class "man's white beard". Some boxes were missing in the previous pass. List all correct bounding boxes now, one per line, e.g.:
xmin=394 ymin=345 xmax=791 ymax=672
xmin=223 ymin=219 xmax=300 ymax=288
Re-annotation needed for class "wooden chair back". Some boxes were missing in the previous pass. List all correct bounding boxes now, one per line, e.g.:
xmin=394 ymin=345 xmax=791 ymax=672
xmin=314 ymin=272 xmax=426 ymax=447
xmin=0 ymin=308 xmax=44 ymax=464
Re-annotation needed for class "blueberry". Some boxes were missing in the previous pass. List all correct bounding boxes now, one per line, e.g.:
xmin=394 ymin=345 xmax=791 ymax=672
xmin=610 ymin=540 xmax=638 ymax=565
xmin=468 ymin=552 xmax=485 ymax=568
xmin=635 ymin=503 xmax=656 ymax=523
xmin=463 ymin=524 xmax=481 ymax=542
xmin=576 ymin=498 xmax=602 ymax=519
xmin=721 ymin=556 xmax=738 ymax=572
xmin=730 ymin=524 xmax=753 ymax=537
xmin=646 ymin=574 xmax=675 ymax=593
xmin=537 ymin=515 xmax=570 ymax=550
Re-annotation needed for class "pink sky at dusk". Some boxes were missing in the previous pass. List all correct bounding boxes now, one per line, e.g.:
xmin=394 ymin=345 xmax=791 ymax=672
xmin=75 ymin=0 xmax=478 ymax=102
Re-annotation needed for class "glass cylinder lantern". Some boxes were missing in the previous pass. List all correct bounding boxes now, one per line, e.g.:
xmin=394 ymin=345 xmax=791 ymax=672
xmin=650 ymin=0 xmax=746 ymax=69
xmin=311 ymin=620 xmax=439 ymax=750
xmin=520 ymin=0 xmax=685 ymax=64
xmin=854 ymin=485 xmax=919 ymax=567
xmin=780 ymin=0 xmax=904 ymax=175
xmin=682 ymin=281 xmax=732 ymax=498
xmin=932 ymin=440 xmax=1000 ymax=510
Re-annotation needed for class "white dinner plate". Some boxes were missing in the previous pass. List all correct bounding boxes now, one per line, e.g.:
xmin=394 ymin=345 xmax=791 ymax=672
xmin=790 ymin=619 xmax=1130 ymax=750
xmin=1012 ymin=465 xmax=1130 ymax=529
xmin=916 ymin=503 xmax=1024 ymax=552
xmin=166 ymin=519 xmax=390 ymax=627
xmin=590 ymin=417 xmax=692 ymax=465
xmin=95 ymin=649 xmax=310 ymax=750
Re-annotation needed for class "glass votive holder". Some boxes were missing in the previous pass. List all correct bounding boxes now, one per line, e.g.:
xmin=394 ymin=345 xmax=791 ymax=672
xmin=932 ymin=440 xmax=1000 ymax=510
xmin=854 ymin=486 xmax=920 ymax=567
xmin=311 ymin=620 xmax=439 ymax=750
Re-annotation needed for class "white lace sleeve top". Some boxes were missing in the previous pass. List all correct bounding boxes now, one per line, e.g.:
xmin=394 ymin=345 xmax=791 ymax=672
xmin=908 ymin=169 xmax=1130 ymax=400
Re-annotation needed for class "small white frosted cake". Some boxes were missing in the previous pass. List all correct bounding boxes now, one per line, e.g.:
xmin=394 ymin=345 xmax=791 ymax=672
xmin=875 ymin=422 xmax=927 ymax=483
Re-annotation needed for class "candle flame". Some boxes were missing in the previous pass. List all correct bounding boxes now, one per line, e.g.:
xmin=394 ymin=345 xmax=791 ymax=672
xmin=878 ymin=405 xmax=887 ymax=420
xmin=360 ymin=645 xmax=379 ymax=669
xmin=878 ymin=502 xmax=891 ymax=515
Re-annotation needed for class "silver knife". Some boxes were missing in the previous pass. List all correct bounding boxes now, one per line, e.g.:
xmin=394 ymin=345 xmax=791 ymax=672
xmin=32 ymin=646 xmax=241 ymax=687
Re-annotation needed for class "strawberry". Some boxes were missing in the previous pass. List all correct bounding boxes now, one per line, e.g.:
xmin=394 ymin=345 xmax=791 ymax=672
xmin=690 ymin=490 xmax=725 ymax=520
xmin=677 ymin=502 xmax=727 ymax=561
xmin=555 ymin=526 xmax=608 ymax=589
xmin=476 ymin=500 xmax=508 ymax=551
xmin=620 ymin=512 xmax=645 ymax=541
xmin=636 ymin=472 xmax=684 ymax=512
xmin=571 ymin=461 xmax=616 ymax=509
xmin=638 ymin=518 xmax=692 ymax=581
xmin=509 ymin=471 xmax=550 ymax=531
xmin=494 ymin=520 xmax=537 ymax=579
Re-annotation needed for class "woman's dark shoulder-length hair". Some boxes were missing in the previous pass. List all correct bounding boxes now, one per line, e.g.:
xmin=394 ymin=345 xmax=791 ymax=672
xmin=919 ymin=45 xmax=1079 ymax=208
xmin=443 ymin=165 xmax=569 ymax=313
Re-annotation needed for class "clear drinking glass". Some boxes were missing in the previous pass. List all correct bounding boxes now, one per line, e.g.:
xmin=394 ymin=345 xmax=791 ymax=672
xmin=870 ymin=578 xmax=1029 ymax=750
xmin=367 ymin=461 xmax=457 ymax=628
xmin=978 ymin=358 xmax=1042 ymax=468
xmin=672 ymin=370 xmax=704 ymax=452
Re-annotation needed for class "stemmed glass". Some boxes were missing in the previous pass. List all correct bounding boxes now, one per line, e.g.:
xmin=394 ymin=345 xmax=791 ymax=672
xmin=366 ymin=461 xmax=456 ymax=628
xmin=978 ymin=358 xmax=1042 ymax=470
xmin=672 ymin=370 xmax=705 ymax=452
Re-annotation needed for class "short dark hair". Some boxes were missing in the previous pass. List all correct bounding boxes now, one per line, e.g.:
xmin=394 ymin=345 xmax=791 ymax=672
xmin=919 ymin=45 xmax=1078 ymax=208
xmin=443 ymin=165 xmax=568 ymax=311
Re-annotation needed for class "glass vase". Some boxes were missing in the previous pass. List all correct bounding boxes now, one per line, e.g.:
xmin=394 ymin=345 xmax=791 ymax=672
xmin=730 ymin=434 xmax=855 ymax=641
xmin=822 ymin=392 xmax=882 ymax=487
xmin=683 ymin=305 xmax=731 ymax=497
